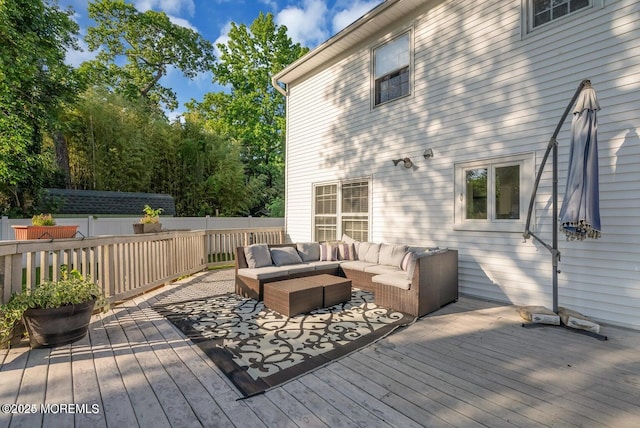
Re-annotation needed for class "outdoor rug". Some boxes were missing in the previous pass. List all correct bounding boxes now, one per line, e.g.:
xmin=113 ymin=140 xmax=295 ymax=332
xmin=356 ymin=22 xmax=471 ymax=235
xmin=153 ymin=289 xmax=415 ymax=397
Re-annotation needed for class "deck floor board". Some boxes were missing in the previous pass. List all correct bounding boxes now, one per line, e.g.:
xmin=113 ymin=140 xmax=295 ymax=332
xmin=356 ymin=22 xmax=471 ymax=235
xmin=1 ymin=268 xmax=639 ymax=427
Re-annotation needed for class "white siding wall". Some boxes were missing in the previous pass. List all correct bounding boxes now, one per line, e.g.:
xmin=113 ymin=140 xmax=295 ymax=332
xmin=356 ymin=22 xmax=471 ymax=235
xmin=285 ymin=0 xmax=640 ymax=329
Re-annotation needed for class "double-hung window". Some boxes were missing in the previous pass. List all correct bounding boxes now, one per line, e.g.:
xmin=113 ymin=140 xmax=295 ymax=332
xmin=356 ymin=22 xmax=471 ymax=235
xmin=454 ymin=154 xmax=534 ymax=232
xmin=527 ymin=0 xmax=592 ymax=30
xmin=313 ymin=179 xmax=370 ymax=241
xmin=373 ymin=32 xmax=411 ymax=106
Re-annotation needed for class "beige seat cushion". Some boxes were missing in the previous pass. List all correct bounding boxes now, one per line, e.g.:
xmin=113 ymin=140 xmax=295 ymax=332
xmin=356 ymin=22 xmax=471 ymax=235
xmin=372 ymin=273 xmax=411 ymax=290
xmin=339 ymin=260 xmax=376 ymax=272
xmin=238 ymin=266 xmax=288 ymax=280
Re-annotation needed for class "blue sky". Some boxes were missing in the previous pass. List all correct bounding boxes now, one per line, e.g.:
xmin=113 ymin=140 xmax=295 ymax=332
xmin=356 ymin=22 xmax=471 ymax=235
xmin=60 ymin=0 xmax=383 ymax=118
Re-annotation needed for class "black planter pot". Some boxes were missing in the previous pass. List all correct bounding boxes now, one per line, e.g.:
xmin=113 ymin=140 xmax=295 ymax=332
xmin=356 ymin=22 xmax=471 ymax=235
xmin=22 ymin=299 xmax=96 ymax=348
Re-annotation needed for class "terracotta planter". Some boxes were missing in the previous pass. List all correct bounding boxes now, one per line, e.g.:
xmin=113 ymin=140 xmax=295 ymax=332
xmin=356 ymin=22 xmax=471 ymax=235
xmin=22 ymin=299 xmax=96 ymax=348
xmin=12 ymin=225 xmax=78 ymax=240
xmin=133 ymin=223 xmax=162 ymax=234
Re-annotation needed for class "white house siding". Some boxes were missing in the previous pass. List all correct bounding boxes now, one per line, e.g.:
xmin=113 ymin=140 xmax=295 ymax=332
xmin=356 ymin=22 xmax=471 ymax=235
xmin=283 ymin=0 xmax=640 ymax=329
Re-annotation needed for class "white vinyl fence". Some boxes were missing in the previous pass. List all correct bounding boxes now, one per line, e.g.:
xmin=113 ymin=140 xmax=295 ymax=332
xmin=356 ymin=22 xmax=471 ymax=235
xmin=0 ymin=216 xmax=283 ymax=241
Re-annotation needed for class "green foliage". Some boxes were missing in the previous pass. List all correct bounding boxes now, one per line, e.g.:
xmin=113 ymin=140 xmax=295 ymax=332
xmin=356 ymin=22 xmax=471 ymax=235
xmin=165 ymin=120 xmax=260 ymax=216
xmin=63 ymin=88 xmax=165 ymax=191
xmin=140 ymin=205 xmax=163 ymax=223
xmin=186 ymin=13 xmax=307 ymax=215
xmin=31 ymin=213 xmax=56 ymax=226
xmin=81 ymin=0 xmax=215 ymax=111
xmin=0 ymin=267 xmax=107 ymax=347
xmin=0 ymin=0 xmax=82 ymax=216
xmin=61 ymin=89 xmax=255 ymax=216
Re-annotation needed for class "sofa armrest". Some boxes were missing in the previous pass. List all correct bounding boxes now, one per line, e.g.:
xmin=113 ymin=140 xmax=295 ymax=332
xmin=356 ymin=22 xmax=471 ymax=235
xmin=235 ymin=246 xmax=249 ymax=271
xmin=415 ymin=249 xmax=458 ymax=315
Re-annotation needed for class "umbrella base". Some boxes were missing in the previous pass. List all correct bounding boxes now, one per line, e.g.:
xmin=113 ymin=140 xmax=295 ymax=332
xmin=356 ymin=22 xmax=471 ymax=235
xmin=521 ymin=321 xmax=608 ymax=341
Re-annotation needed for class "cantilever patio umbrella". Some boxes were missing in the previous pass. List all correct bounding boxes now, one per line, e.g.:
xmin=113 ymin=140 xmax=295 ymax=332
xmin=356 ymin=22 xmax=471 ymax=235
xmin=523 ymin=79 xmax=602 ymax=315
xmin=559 ymin=82 xmax=602 ymax=241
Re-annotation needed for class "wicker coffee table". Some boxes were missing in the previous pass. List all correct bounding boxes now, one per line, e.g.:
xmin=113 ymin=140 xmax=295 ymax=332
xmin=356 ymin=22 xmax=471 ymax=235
xmin=263 ymin=274 xmax=352 ymax=317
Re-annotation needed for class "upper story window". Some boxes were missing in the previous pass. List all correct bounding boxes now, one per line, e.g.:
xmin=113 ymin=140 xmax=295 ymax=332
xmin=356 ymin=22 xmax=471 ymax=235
xmin=530 ymin=0 xmax=591 ymax=29
xmin=373 ymin=32 xmax=411 ymax=106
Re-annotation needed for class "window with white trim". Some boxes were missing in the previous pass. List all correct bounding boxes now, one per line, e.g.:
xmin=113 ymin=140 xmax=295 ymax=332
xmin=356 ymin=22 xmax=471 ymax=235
xmin=373 ymin=32 xmax=411 ymax=106
xmin=454 ymin=154 xmax=534 ymax=232
xmin=527 ymin=0 xmax=592 ymax=30
xmin=313 ymin=179 xmax=370 ymax=241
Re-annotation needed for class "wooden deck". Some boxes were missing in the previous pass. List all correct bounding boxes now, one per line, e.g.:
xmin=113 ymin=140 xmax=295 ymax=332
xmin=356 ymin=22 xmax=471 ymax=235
xmin=2 ymin=268 xmax=639 ymax=427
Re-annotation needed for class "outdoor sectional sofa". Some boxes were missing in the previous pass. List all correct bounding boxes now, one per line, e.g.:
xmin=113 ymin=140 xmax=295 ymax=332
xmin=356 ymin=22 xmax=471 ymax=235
xmin=234 ymin=238 xmax=458 ymax=317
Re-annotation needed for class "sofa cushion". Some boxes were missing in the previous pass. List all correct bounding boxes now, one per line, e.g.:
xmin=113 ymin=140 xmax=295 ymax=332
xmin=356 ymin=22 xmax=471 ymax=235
xmin=238 ymin=266 xmax=287 ymax=280
xmin=379 ymin=244 xmax=408 ymax=267
xmin=372 ymin=273 xmax=412 ymax=290
xmin=284 ymin=263 xmax=318 ymax=275
xmin=358 ymin=242 xmax=381 ymax=263
xmin=270 ymin=246 xmax=304 ymax=266
xmin=364 ymin=264 xmax=402 ymax=275
xmin=296 ymin=242 xmax=321 ymax=262
xmin=339 ymin=260 xmax=377 ymax=272
xmin=336 ymin=243 xmax=356 ymax=260
xmin=341 ymin=234 xmax=356 ymax=244
xmin=244 ymin=243 xmax=273 ymax=268
xmin=305 ymin=260 xmax=342 ymax=270
xmin=320 ymin=242 xmax=338 ymax=261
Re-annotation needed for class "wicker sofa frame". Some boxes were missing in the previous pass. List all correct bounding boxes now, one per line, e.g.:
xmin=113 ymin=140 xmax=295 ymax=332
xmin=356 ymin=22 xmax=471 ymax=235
xmin=235 ymin=244 xmax=458 ymax=317
xmin=234 ymin=244 xmax=340 ymax=300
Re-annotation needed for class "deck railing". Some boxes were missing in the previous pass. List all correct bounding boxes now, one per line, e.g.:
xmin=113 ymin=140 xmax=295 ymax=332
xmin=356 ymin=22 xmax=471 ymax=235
xmin=0 ymin=227 xmax=284 ymax=305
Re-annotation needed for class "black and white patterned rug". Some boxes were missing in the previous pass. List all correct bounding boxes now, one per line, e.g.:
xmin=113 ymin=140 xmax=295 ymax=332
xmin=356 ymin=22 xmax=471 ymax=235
xmin=153 ymin=289 xmax=415 ymax=397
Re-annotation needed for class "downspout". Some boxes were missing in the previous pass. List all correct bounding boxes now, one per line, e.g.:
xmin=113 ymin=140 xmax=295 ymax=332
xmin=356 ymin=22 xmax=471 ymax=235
xmin=271 ymin=76 xmax=287 ymax=97
xmin=271 ymin=75 xmax=288 ymax=239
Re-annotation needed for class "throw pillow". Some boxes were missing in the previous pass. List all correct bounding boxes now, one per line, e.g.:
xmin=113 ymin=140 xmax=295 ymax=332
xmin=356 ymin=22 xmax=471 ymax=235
xmin=400 ymin=251 xmax=413 ymax=271
xmin=244 ymin=243 xmax=273 ymax=268
xmin=336 ymin=243 xmax=355 ymax=260
xmin=270 ymin=247 xmax=304 ymax=266
xmin=296 ymin=242 xmax=321 ymax=262
xmin=319 ymin=242 xmax=337 ymax=261
xmin=403 ymin=252 xmax=418 ymax=279
xmin=341 ymin=233 xmax=356 ymax=244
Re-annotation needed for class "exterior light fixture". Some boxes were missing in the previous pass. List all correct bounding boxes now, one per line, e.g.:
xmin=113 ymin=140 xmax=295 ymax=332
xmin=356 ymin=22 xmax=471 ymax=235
xmin=392 ymin=158 xmax=413 ymax=168
xmin=423 ymin=148 xmax=434 ymax=159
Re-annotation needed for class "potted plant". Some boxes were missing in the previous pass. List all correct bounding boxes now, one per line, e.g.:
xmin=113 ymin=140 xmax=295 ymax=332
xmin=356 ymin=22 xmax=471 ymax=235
xmin=133 ymin=205 xmax=163 ymax=234
xmin=0 ymin=267 xmax=107 ymax=349
xmin=12 ymin=214 xmax=78 ymax=240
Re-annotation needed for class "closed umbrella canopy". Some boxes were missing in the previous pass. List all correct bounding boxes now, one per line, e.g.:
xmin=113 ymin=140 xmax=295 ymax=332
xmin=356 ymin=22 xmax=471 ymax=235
xmin=559 ymin=82 xmax=602 ymax=240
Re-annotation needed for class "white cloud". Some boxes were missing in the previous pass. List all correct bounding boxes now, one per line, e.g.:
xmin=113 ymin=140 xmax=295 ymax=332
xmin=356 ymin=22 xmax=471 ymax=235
xmin=167 ymin=15 xmax=198 ymax=31
xmin=275 ymin=0 xmax=329 ymax=47
xmin=213 ymin=22 xmax=233 ymax=59
xmin=65 ymin=39 xmax=97 ymax=67
xmin=332 ymin=0 xmax=382 ymax=34
xmin=257 ymin=0 xmax=279 ymax=11
xmin=134 ymin=0 xmax=195 ymax=16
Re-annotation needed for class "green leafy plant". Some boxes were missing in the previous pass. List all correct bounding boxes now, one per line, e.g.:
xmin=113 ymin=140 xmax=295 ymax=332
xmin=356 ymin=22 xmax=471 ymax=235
xmin=31 ymin=213 xmax=56 ymax=226
xmin=140 ymin=205 xmax=163 ymax=224
xmin=0 ymin=267 xmax=107 ymax=348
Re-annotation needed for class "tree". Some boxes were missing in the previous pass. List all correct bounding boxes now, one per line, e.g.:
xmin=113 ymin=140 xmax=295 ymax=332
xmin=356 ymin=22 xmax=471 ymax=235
xmin=0 ymin=0 xmax=81 ymax=216
xmin=186 ymin=12 xmax=308 ymax=215
xmin=82 ymin=0 xmax=215 ymax=111
xmin=62 ymin=88 xmax=255 ymax=216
